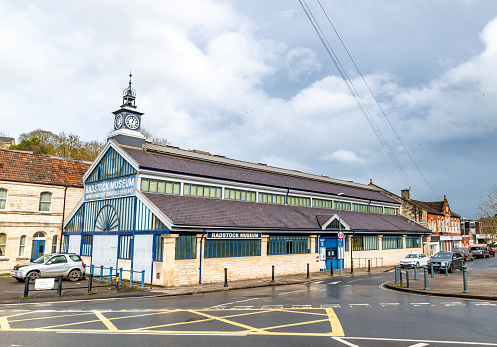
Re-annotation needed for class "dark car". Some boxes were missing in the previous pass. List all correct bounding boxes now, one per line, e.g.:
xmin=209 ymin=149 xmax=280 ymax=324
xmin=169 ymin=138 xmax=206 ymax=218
xmin=471 ymin=246 xmax=490 ymax=258
xmin=428 ymin=252 xmax=464 ymax=273
xmin=453 ymin=247 xmax=474 ymax=262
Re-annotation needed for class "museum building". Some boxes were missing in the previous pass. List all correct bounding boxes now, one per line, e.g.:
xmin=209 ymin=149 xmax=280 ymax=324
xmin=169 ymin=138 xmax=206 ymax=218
xmin=62 ymin=78 xmax=431 ymax=286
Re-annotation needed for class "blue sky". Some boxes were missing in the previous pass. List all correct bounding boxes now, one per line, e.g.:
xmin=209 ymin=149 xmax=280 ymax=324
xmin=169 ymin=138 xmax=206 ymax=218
xmin=1 ymin=0 xmax=497 ymax=218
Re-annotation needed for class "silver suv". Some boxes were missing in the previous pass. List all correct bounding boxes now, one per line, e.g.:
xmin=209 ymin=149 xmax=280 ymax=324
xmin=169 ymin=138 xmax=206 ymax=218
xmin=11 ymin=253 xmax=85 ymax=282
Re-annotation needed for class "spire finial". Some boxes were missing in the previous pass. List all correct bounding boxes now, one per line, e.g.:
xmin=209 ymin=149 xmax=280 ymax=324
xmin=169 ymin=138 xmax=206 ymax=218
xmin=122 ymin=71 xmax=136 ymax=108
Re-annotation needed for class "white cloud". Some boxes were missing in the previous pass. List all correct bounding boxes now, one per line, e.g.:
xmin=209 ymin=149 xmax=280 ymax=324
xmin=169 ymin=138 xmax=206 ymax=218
xmin=320 ymin=150 xmax=364 ymax=164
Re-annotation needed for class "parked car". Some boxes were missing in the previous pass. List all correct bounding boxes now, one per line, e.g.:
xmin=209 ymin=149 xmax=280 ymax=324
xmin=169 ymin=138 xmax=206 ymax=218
xmin=428 ymin=252 xmax=464 ymax=273
xmin=10 ymin=253 xmax=85 ymax=282
xmin=453 ymin=247 xmax=474 ymax=261
xmin=400 ymin=253 xmax=429 ymax=268
xmin=471 ymin=246 xmax=490 ymax=258
xmin=487 ymin=247 xmax=495 ymax=257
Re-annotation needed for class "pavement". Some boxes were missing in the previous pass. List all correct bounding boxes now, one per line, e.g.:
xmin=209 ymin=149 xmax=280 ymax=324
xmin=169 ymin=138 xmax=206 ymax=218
xmin=0 ymin=263 xmax=496 ymax=305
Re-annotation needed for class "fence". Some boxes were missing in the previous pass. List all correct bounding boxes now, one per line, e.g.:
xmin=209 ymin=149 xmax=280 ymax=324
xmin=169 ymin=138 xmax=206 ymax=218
xmin=352 ymin=257 xmax=383 ymax=268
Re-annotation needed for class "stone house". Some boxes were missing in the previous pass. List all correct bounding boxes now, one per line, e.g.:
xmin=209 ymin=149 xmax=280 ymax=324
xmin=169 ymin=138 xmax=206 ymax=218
xmin=0 ymin=149 xmax=90 ymax=273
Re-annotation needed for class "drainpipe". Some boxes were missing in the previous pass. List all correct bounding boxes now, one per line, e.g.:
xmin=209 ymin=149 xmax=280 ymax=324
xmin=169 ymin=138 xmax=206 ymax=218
xmin=199 ymin=229 xmax=206 ymax=284
xmin=59 ymin=187 xmax=68 ymax=253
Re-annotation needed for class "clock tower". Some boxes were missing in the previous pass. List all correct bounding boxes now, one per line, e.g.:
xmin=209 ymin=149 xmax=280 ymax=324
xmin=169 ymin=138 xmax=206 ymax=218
xmin=107 ymin=73 xmax=146 ymax=147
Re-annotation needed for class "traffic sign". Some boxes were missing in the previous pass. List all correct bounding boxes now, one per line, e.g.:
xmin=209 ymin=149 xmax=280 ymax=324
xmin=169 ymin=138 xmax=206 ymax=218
xmin=337 ymin=231 xmax=344 ymax=239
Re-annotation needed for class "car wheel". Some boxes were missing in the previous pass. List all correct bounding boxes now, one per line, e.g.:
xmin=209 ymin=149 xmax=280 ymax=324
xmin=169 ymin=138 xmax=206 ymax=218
xmin=449 ymin=264 xmax=454 ymax=273
xmin=26 ymin=271 xmax=40 ymax=282
xmin=416 ymin=262 xmax=420 ymax=269
xmin=68 ymin=269 xmax=82 ymax=282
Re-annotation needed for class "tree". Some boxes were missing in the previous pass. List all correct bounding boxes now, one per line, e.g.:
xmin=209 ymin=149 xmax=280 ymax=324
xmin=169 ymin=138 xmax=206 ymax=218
xmin=139 ymin=128 xmax=171 ymax=146
xmin=473 ymin=184 xmax=497 ymax=245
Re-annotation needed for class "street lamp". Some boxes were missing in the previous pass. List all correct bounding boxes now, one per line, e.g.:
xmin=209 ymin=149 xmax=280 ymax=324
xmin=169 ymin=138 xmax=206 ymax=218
xmin=338 ymin=193 xmax=344 ymax=276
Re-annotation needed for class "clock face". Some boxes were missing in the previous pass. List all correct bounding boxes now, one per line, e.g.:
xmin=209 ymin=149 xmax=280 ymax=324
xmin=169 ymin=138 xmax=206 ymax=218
xmin=125 ymin=115 xmax=140 ymax=130
xmin=115 ymin=114 xmax=123 ymax=129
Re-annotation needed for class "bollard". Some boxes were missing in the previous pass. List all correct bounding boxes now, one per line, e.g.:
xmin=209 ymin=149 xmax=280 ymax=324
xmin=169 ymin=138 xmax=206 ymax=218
xmin=394 ymin=265 xmax=400 ymax=285
xmin=368 ymin=259 xmax=371 ymax=273
xmin=351 ymin=259 xmax=354 ymax=274
xmin=271 ymin=265 xmax=275 ymax=283
xmin=141 ymin=270 xmax=145 ymax=290
xmin=430 ymin=263 xmax=435 ymax=278
xmin=119 ymin=268 xmax=123 ymax=286
xmin=414 ymin=266 xmax=418 ymax=281
xmin=224 ymin=268 xmax=228 ymax=287
xmin=23 ymin=277 xmax=30 ymax=298
xmin=330 ymin=263 xmax=334 ymax=277
xmin=109 ymin=267 xmax=113 ymax=284
xmin=115 ymin=269 xmax=120 ymax=292
xmin=463 ymin=264 xmax=469 ymax=293
xmin=423 ymin=266 xmax=429 ymax=290
xmin=406 ymin=271 xmax=410 ymax=288
xmin=88 ymin=274 xmax=93 ymax=294
xmin=400 ymin=270 xmax=403 ymax=286
xmin=306 ymin=263 xmax=310 ymax=279
xmin=130 ymin=269 xmax=134 ymax=288
xmin=57 ymin=275 xmax=63 ymax=297
xmin=445 ymin=262 xmax=449 ymax=276
xmin=99 ymin=265 xmax=104 ymax=283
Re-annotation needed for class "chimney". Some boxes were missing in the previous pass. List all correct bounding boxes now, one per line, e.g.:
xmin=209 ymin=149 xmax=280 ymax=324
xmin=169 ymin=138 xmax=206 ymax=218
xmin=401 ymin=189 xmax=410 ymax=200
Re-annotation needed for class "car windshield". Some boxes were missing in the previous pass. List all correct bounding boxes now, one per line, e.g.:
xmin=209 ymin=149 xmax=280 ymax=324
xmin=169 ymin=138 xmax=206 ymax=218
xmin=405 ymin=254 xmax=419 ymax=258
xmin=32 ymin=255 xmax=52 ymax=264
xmin=433 ymin=253 xmax=451 ymax=259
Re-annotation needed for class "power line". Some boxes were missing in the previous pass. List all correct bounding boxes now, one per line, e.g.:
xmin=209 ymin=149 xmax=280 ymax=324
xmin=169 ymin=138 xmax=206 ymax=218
xmin=298 ymin=0 xmax=426 ymax=200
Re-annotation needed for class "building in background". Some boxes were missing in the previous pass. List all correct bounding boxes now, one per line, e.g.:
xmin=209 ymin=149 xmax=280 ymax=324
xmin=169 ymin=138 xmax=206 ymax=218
xmin=0 ymin=137 xmax=15 ymax=150
xmin=0 ymin=149 xmax=90 ymax=273
xmin=63 ymin=78 xmax=431 ymax=287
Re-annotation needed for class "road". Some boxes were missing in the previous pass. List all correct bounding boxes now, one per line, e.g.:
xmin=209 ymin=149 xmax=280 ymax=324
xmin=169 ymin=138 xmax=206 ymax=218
xmin=1 ymin=257 xmax=496 ymax=346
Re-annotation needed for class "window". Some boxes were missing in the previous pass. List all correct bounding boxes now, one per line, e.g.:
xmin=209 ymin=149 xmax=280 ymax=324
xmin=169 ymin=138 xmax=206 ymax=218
xmin=0 ymin=188 xmax=7 ymax=210
xmin=19 ymin=235 xmax=26 ymax=257
xmin=50 ymin=255 xmax=67 ymax=264
xmin=62 ymin=235 xmax=70 ymax=253
xmin=384 ymin=207 xmax=398 ymax=215
xmin=334 ymin=201 xmax=351 ymax=210
xmin=184 ymin=183 xmax=222 ymax=198
xmin=288 ymin=196 xmax=311 ymax=207
xmin=369 ymin=205 xmax=383 ymax=214
xmin=313 ymin=198 xmax=333 ymax=209
xmin=81 ymin=235 xmax=93 ymax=256
xmin=118 ymin=235 xmax=133 ymax=259
xmin=175 ymin=235 xmax=196 ymax=260
xmin=353 ymin=235 xmax=378 ymax=251
xmin=353 ymin=203 xmax=368 ymax=212
xmin=205 ymin=239 xmax=260 ymax=258
xmin=51 ymin=235 xmax=58 ymax=253
xmin=259 ymin=192 xmax=285 ymax=205
xmin=382 ymin=236 xmax=402 ymax=249
xmin=141 ymin=178 xmax=181 ymax=195
xmin=153 ymin=235 xmax=164 ymax=262
xmin=267 ymin=236 xmax=309 ymax=255
xmin=224 ymin=188 xmax=256 ymax=202
xmin=325 ymin=219 xmax=346 ymax=230
xmin=0 ymin=233 xmax=6 ymax=257
xmin=406 ymin=236 xmax=420 ymax=248
xmin=39 ymin=192 xmax=52 ymax=212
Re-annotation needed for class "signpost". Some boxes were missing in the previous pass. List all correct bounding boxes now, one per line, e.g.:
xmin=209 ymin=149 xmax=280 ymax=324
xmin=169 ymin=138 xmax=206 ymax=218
xmin=337 ymin=231 xmax=344 ymax=239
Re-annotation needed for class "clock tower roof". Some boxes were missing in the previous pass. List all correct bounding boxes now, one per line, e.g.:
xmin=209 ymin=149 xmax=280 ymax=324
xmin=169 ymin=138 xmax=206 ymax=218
xmin=122 ymin=72 xmax=137 ymax=108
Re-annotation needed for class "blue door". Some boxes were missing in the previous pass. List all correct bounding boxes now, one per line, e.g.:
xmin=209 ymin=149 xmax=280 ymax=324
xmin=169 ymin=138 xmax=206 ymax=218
xmin=319 ymin=237 xmax=343 ymax=270
xmin=30 ymin=240 xmax=45 ymax=261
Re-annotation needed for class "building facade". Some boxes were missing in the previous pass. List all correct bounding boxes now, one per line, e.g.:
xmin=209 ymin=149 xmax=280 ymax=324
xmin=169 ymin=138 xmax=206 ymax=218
xmin=63 ymin=80 xmax=431 ymax=287
xmin=0 ymin=149 xmax=90 ymax=273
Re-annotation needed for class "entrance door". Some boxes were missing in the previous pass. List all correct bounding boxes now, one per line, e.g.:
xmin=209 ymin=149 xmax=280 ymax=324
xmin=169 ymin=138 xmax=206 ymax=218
xmin=132 ymin=234 xmax=153 ymax=284
xmin=30 ymin=232 xmax=46 ymax=261
xmin=91 ymin=235 xmax=118 ymax=276
xmin=319 ymin=237 xmax=340 ymax=270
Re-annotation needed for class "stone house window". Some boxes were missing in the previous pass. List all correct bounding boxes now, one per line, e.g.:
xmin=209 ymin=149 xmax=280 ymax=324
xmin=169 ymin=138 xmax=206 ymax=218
xmin=51 ymin=235 xmax=58 ymax=253
xmin=19 ymin=235 xmax=26 ymax=257
xmin=0 ymin=188 xmax=7 ymax=210
xmin=0 ymin=233 xmax=6 ymax=257
xmin=39 ymin=192 xmax=52 ymax=212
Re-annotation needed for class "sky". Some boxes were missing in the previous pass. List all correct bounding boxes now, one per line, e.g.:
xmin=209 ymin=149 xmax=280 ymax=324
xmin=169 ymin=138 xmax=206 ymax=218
xmin=1 ymin=0 xmax=497 ymax=219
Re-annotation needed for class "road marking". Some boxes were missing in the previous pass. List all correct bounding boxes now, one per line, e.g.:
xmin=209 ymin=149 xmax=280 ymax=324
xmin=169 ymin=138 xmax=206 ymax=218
xmin=278 ymin=289 xmax=308 ymax=295
xmin=93 ymin=310 xmax=118 ymax=332
xmin=232 ymin=306 xmax=253 ymax=309
xmin=348 ymin=304 xmax=370 ymax=307
xmin=347 ymin=276 xmax=381 ymax=283
xmin=332 ymin=337 xmax=359 ymax=346
xmin=325 ymin=308 xmax=344 ymax=337
xmin=441 ymin=302 xmax=464 ymax=307
xmin=261 ymin=305 xmax=283 ymax=309
xmin=339 ymin=336 xmax=497 ymax=346
xmin=321 ymin=304 xmax=341 ymax=308
xmin=292 ymin=305 xmax=312 ymax=308
xmin=410 ymin=303 xmax=430 ymax=307
xmin=328 ymin=281 xmax=341 ymax=285
xmin=475 ymin=302 xmax=497 ymax=306
xmin=409 ymin=343 xmax=429 ymax=347
xmin=380 ymin=303 xmax=400 ymax=307
xmin=208 ymin=297 xmax=260 ymax=308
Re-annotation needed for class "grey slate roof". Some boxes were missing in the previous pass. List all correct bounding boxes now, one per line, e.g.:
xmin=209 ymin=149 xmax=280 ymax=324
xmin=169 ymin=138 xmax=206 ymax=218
xmin=122 ymin=144 xmax=399 ymax=204
xmin=143 ymin=193 xmax=430 ymax=234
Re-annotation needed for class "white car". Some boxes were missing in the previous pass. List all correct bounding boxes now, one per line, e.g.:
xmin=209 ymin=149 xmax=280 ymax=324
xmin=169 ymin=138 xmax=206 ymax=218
xmin=400 ymin=253 xmax=429 ymax=268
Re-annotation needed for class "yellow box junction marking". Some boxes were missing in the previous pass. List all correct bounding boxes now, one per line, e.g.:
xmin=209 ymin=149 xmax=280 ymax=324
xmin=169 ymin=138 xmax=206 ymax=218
xmin=0 ymin=308 xmax=345 ymax=337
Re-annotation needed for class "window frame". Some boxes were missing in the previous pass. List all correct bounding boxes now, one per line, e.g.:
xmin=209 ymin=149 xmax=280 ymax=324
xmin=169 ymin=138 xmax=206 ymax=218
xmin=118 ymin=235 xmax=133 ymax=259
xmin=0 ymin=188 xmax=7 ymax=211
xmin=39 ymin=192 xmax=53 ymax=213
xmin=0 ymin=233 xmax=6 ymax=258
xmin=19 ymin=235 xmax=27 ymax=257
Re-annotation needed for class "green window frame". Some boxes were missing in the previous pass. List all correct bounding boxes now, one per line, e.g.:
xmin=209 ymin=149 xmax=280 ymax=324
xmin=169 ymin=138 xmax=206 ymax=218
xmin=382 ymin=235 xmax=402 ymax=249
xmin=353 ymin=203 xmax=368 ymax=212
xmin=369 ymin=205 xmax=383 ymax=214
xmin=313 ymin=198 xmax=333 ymax=209
xmin=175 ymin=235 xmax=196 ymax=260
xmin=267 ymin=236 xmax=310 ymax=255
xmin=224 ymin=188 xmax=257 ymax=202
xmin=154 ymin=235 xmax=164 ymax=262
xmin=334 ymin=201 xmax=351 ymax=210
xmin=352 ymin=235 xmax=378 ymax=251
xmin=141 ymin=178 xmax=181 ymax=195
xmin=384 ymin=207 xmax=398 ymax=215
xmin=204 ymin=239 xmax=261 ymax=258
xmin=406 ymin=236 xmax=420 ymax=248
xmin=259 ymin=192 xmax=285 ymax=205
xmin=288 ymin=196 xmax=311 ymax=207
xmin=184 ymin=183 xmax=222 ymax=198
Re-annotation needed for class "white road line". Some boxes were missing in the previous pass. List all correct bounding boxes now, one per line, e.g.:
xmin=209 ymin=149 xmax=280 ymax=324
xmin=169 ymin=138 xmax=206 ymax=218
xmin=328 ymin=281 xmax=341 ymax=285
xmin=339 ymin=336 xmax=497 ymax=346
xmin=292 ymin=305 xmax=312 ymax=308
xmin=277 ymin=289 xmax=308 ymax=295
xmin=380 ymin=303 xmax=400 ymax=307
xmin=232 ymin=306 xmax=253 ymax=309
xmin=208 ymin=297 xmax=260 ymax=308
xmin=409 ymin=343 xmax=429 ymax=347
xmin=441 ymin=302 xmax=464 ymax=307
xmin=332 ymin=337 xmax=359 ymax=347
xmin=347 ymin=276 xmax=381 ymax=283
xmin=349 ymin=304 xmax=370 ymax=307
xmin=261 ymin=305 xmax=283 ymax=309
xmin=320 ymin=304 xmax=341 ymax=308
xmin=475 ymin=302 xmax=497 ymax=306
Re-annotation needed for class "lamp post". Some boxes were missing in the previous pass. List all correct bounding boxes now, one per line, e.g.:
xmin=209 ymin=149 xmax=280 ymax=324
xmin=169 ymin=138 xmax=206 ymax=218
xmin=338 ymin=193 xmax=344 ymax=276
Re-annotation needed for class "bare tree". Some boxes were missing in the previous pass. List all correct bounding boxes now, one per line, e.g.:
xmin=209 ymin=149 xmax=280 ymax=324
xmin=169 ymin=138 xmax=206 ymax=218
xmin=473 ymin=184 xmax=497 ymax=244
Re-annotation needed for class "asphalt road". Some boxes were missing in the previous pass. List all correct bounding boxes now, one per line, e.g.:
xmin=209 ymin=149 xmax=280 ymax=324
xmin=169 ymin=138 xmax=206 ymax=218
xmin=1 ymin=257 xmax=496 ymax=346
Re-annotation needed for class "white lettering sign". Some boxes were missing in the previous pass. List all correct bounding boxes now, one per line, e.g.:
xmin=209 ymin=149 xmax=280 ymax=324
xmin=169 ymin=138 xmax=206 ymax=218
xmin=35 ymin=278 xmax=55 ymax=291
